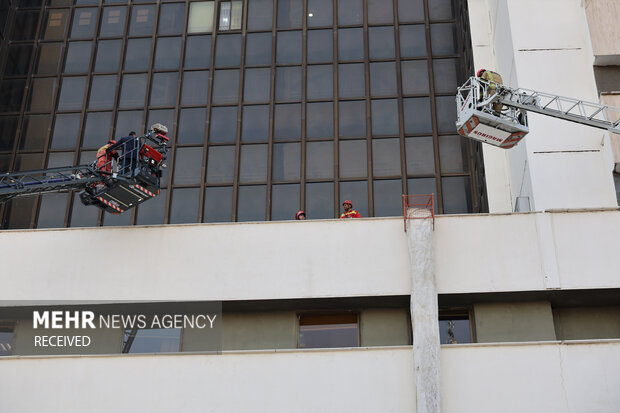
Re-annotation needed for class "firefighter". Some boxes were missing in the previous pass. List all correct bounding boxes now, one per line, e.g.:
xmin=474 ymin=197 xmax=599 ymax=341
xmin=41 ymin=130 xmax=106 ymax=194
xmin=108 ymin=131 xmax=139 ymax=176
xmin=96 ymin=139 xmax=118 ymax=173
xmin=296 ymin=210 xmax=306 ymax=220
xmin=340 ymin=200 xmax=362 ymax=219
xmin=477 ymin=69 xmax=503 ymax=113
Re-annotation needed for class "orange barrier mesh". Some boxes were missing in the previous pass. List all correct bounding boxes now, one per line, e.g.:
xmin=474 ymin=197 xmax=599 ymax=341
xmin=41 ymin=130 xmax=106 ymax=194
xmin=402 ymin=194 xmax=434 ymax=231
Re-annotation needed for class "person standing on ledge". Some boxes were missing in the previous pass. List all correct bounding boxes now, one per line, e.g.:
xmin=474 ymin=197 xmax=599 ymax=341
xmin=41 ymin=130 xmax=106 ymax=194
xmin=296 ymin=211 xmax=306 ymax=220
xmin=340 ymin=200 xmax=362 ymax=219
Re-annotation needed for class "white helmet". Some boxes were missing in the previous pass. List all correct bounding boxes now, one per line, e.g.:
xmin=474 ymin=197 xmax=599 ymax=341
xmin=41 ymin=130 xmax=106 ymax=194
xmin=151 ymin=123 xmax=168 ymax=134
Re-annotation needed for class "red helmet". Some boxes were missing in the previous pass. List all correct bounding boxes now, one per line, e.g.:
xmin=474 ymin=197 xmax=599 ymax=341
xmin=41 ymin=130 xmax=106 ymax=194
xmin=476 ymin=69 xmax=485 ymax=77
xmin=296 ymin=210 xmax=306 ymax=220
xmin=108 ymin=139 xmax=117 ymax=144
xmin=342 ymin=200 xmax=353 ymax=206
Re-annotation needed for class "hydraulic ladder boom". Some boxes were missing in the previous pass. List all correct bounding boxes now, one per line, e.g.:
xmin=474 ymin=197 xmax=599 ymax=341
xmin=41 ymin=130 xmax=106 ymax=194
xmin=456 ymin=76 xmax=620 ymax=148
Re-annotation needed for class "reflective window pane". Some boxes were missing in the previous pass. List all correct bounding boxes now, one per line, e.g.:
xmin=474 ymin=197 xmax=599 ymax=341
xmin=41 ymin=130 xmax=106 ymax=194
xmin=246 ymin=33 xmax=272 ymax=66
xmin=100 ymin=6 xmax=126 ymax=38
xmin=154 ymin=37 xmax=182 ymax=70
xmin=41 ymin=10 xmax=69 ymax=40
xmin=407 ymin=178 xmax=437 ymax=212
xmin=433 ymin=58 xmax=459 ymax=94
xmin=247 ymin=0 xmax=273 ymax=31
xmin=4 ymin=44 xmax=33 ymax=76
xmin=370 ymin=62 xmax=396 ymax=96
xmin=88 ymin=75 xmax=117 ymax=109
xmin=239 ymin=144 xmax=268 ymax=183
xmin=273 ymin=142 xmax=300 ymax=181
xmin=277 ymin=0 xmax=302 ymax=29
xmin=237 ymin=185 xmax=266 ymax=221
xmin=373 ymin=138 xmax=401 ymax=177
xmin=272 ymin=184 xmax=300 ymax=220
xmin=35 ymin=43 xmax=63 ymax=75
xmin=204 ymin=186 xmax=233 ymax=222
xmin=338 ymin=28 xmax=363 ymax=61
xmin=442 ymin=176 xmax=471 ymax=214
xmin=430 ymin=23 xmax=457 ymax=55
xmin=136 ymin=188 xmax=167 ymax=225
xmin=12 ymin=11 xmax=39 ymax=41
xmin=5 ymin=197 xmax=35 ymax=229
xmin=371 ymin=99 xmax=399 ymax=135
xmin=70 ymin=193 xmax=98 ymax=227
xmin=119 ymin=73 xmax=147 ymax=108
xmin=306 ymin=141 xmax=333 ymax=179
xmin=339 ymin=100 xmax=366 ymax=137
xmin=70 ymin=8 xmax=97 ymax=39
xmin=400 ymin=25 xmax=426 ymax=58
xmin=129 ymin=5 xmax=155 ymax=36
xmin=215 ymin=34 xmax=241 ymax=67
xmin=178 ymin=108 xmax=206 ymax=144
xmin=82 ymin=112 xmax=112 ymax=147
xmin=103 ymin=209 xmax=132 ymax=227
xmin=307 ymin=102 xmax=333 ymax=139
xmin=405 ymin=136 xmax=435 ymax=175
xmin=339 ymin=180 xmax=367 ymax=217
xmin=242 ymin=105 xmax=269 ymax=142
xmin=185 ymin=35 xmax=212 ymax=68
xmin=429 ymin=0 xmax=455 ymax=21
xmin=95 ymin=40 xmax=122 ymax=73
xmin=307 ymin=65 xmax=333 ymax=100
xmin=57 ymin=77 xmax=86 ymax=111
xmin=0 ymin=116 xmax=18 ymax=151
xmin=124 ymin=38 xmax=151 ymax=71
xmin=277 ymin=31 xmax=302 ymax=64
xmin=209 ymin=106 xmax=238 ymax=143
xmin=218 ymin=0 xmax=242 ymax=30
xmin=369 ymin=26 xmax=395 ymax=59
xmin=0 ymin=79 xmax=27 ymax=112
xmin=64 ymin=42 xmax=92 ymax=73
xmin=150 ymin=72 xmax=178 ymax=107
xmin=188 ymin=1 xmax=214 ymax=33
xmin=401 ymin=60 xmax=429 ymax=95
xmin=339 ymin=140 xmax=366 ymax=178
xmin=170 ymin=187 xmax=200 ymax=224
xmin=439 ymin=135 xmax=468 ymax=173
xmin=338 ymin=0 xmax=362 ymax=25
xmin=37 ymin=193 xmax=68 ymax=228
xmin=158 ymin=3 xmax=186 ymax=35
xmin=51 ymin=113 xmax=81 ymax=149
xmin=403 ymin=98 xmax=432 ymax=134
xmin=274 ymin=103 xmax=301 ymax=140
xmin=47 ymin=152 xmax=74 ymax=169
xmin=244 ymin=68 xmax=271 ymax=102
xmin=212 ymin=69 xmax=240 ymax=104
xmin=338 ymin=64 xmax=365 ymax=98
xmin=307 ymin=0 xmax=332 ymax=27
xmin=374 ymin=179 xmax=402 ymax=216
xmin=173 ymin=147 xmax=203 ymax=185
xmin=275 ymin=66 xmax=301 ymax=101
xmin=367 ymin=0 xmax=392 ymax=24
xmin=398 ymin=0 xmax=423 ymax=22
xmin=206 ymin=146 xmax=235 ymax=184
xmin=27 ymin=78 xmax=57 ymax=112
xmin=307 ymin=30 xmax=332 ymax=63
xmin=182 ymin=71 xmax=209 ymax=105
xmin=306 ymin=181 xmax=333 ymax=219
xmin=115 ymin=110 xmax=143 ymax=137
xmin=435 ymin=95 xmax=457 ymax=133
xmin=19 ymin=115 xmax=50 ymax=151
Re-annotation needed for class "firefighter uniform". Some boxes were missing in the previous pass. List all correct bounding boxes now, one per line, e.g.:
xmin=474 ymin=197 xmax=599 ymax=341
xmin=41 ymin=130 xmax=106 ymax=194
xmin=96 ymin=141 xmax=117 ymax=173
xmin=478 ymin=69 xmax=503 ymax=113
xmin=340 ymin=210 xmax=362 ymax=219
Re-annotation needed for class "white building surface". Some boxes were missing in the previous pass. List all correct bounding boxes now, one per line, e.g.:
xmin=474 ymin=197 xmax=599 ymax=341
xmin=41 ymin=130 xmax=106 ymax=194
xmin=1 ymin=1 xmax=619 ymax=412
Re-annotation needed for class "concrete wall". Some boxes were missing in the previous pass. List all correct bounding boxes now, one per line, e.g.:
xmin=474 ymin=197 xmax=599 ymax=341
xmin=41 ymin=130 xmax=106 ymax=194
xmin=584 ymin=0 xmax=620 ymax=65
xmin=474 ymin=301 xmax=556 ymax=343
xmin=554 ymin=306 xmax=620 ymax=340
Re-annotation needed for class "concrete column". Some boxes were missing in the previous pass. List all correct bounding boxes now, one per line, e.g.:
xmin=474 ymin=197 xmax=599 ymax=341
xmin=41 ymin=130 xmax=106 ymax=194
xmin=407 ymin=212 xmax=440 ymax=413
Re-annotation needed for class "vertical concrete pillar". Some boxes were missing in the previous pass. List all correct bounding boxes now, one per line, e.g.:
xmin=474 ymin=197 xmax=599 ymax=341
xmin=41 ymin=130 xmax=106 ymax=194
xmin=407 ymin=213 xmax=440 ymax=413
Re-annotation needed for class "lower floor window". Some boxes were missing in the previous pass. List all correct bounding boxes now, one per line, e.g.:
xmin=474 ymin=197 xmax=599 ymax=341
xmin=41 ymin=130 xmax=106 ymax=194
xmin=439 ymin=310 xmax=472 ymax=344
xmin=299 ymin=313 xmax=359 ymax=349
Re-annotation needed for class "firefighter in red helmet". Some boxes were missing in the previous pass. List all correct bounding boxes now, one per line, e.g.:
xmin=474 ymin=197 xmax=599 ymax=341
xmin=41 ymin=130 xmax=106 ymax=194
xmin=96 ymin=139 xmax=119 ymax=173
xmin=340 ymin=200 xmax=362 ymax=219
xmin=296 ymin=210 xmax=306 ymax=220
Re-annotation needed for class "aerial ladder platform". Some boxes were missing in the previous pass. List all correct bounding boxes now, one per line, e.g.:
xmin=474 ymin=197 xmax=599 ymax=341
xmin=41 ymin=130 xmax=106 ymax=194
xmin=0 ymin=125 xmax=170 ymax=214
xmin=456 ymin=76 xmax=620 ymax=149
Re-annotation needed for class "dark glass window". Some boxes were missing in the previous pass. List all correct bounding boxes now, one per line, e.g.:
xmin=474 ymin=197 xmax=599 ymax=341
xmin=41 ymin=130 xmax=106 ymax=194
xmin=212 ymin=69 xmax=240 ymax=104
xmin=209 ymin=106 xmax=238 ymax=143
xmin=338 ymin=0 xmax=362 ymax=25
xmin=215 ymin=34 xmax=242 ymax=67
xmin=178 ymin=108 xmax=206 ymax=144
xmin=169 ymin=188 xmax=200 ymax=224
xmin=306 ymin=141 xmax=333 ymax=179
xmin=275 ymin=66 xmax=302 ymax=101
xmin=27 ymin=78 xmax=57 ymax=112
xmin=403 ymin=98 xmax=432 ymax=134
xmin=433 ymin=58 xmax=460 ymax=93
xmin=244 ymin=68 xmax=271 ymax=102
xmin=435 ymin=95 xmax=457 ymax=133
xmin=51 ymin=113 xmax=81 ymax=149
xmin=237 ymin=185 xmax=267 ymax=221
xmin=64 ymin=42 xmax=92 ymax=73
xmin=340 ymin=180 xmax=367 ymax=216
xmin=398 ymin=0 xmax=423 ymax=22
xmin=239 ymin=144 xmax=268 ymax=183
xmin=82 ymin=112 xmax=113 ymax=147
xmin=46 ymin=151 xmax=74 ymax=168
xmin=14 ymin=153 xmax=43 ymax=171
xmin=124 ymin=39 xmax=151 ymax=71
xmin=272 ymin=184 xmax=300 ymax=220
xmin=70 ymin=193 xmax=99 ymax=227
xmin=136 ymin=188 xmax=167 ymax=225
xmin=299 ymin=314 xmax=359 ymax=348
xmin=57 ymin=77 xmax=86 ymax=111
xmin=0 ymin=80 xmax=27 ymax=112
xmin=442 ymin=176 xmax=471 ymax=214
xmin=0 ymin=155 xmax=10 ymax=173
xmin=119 ymin=73 xmax=148 ymax=108
xmin=369 ymin=26 xmax=395 ymax=59
xmin=274 ymin=103 xmax=301 ymax=140
xmin=373 ymin=138 xmax=401 ymax=177
xmin=245 ymin=33 xmax=272 ymax=66
xmin=307 ymin=65 xmax=333 ymax=100
xmin=367 ymin=0 xmax=393 ymax=24
xmin=371 ymin=99 xmax=399 ymax=136
xmin=307 ymin=0 xmax=332 ymax=27
xmin=429 ymin=0 xmax=455 ymax=21
xmin=277 ymin=0 xmax=302 ymax=29
xmin=95 ymin=40 xmax=122 ymax=73
xmin=339 ymin=100 xmax=366 ymax=137
xmin=154 ymin=37 xmax=182 ymax=70
xmin=4 ymin=45 xmax=33 ymax=76
xmin=88 ymin=75 xmax=117 ymax=109
xmin=37 ymin=194 xmax=68 ymax=228
xmin=173 ymin=147 xmax=203 ymax=185
xmin=188 ymin=1 xmax=214 ymax=33
xmin=5 ymin=197 xmax=36 ymax=229
xmin=430 ymin=23 xmax=457 ymax=55
xmin=338 ymin=64 xmax=365 ymax=98
xmin=401 ymin=60 xmax=429 ymax=95
xmin=247 ymin=0 xmax=273 ymax=31
xmin=158 ymin=3 xmax=186 ymax=35
xmin=185 ymin=35 xmax=212 ymax=68
xmin=100 ymin=7 xmax=126 ymax=38
xmin=439 ymin=316 xmax=471 ymax=344
xmin=407 ymin=177 xmax=437 ymax=207
xmin=439 ymin=135 xmax=469 ymax=173
xmin=276 ymin=31 xmax=302 ymax=64
xmin=400 ymin=25 xmax=426 ymax=58
xmin=115 ymin=111 xmax=143 ymax=137
xmin=306 ymin=182 xmax=333 ymax=219
xmin=70 ymin=8 xmax=98 ymax=39
xmin=338 ymin=28 xmax=364 ymax=61
xmin=204 ymin=186 xmax=233 ymax=222
xmin=339 ymin=140 xmax=366 ymax=178
xmin=19 ymin=115 xmax=50 ymax=150
xmin=307 ymin=30 xmax=332 ymax=63
xmin=206 ymin=146 xmax=235 ymax=184
xmin=0 ymin=322 xmax=15 ymax=356
xmin=405 ymin=136 xmax=435 ymax=175
xmin=242 ymin=105 xmax=269 ymax=142
xmin=181 ymin=71 xmax=209 ymax=105
xmin=12 ymin=10 xmax=39 ymax=40
xmin=0 ymin=116 xmax=18 ymax=150
xmin=370 ymin=62 xmax=397 ymax=96
xmin=41 ymin=10 xmax=69 ymax=40
xmin=273 ymin=142 xmax=300 ymax=181
xmin=374 ymin=179 xmax=402 ymax=216
xmin=129 ymin=5 xmax=156 ymax=37
xmin=307 ymin=101 xmax=333 ymax=139
xmin=35 ymin=43 xmax=63 ymax=75
xmin=150 ymin=72 xmax=178 ymax=107
xmin=103 ymin=210 xmax=132 ymax=227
